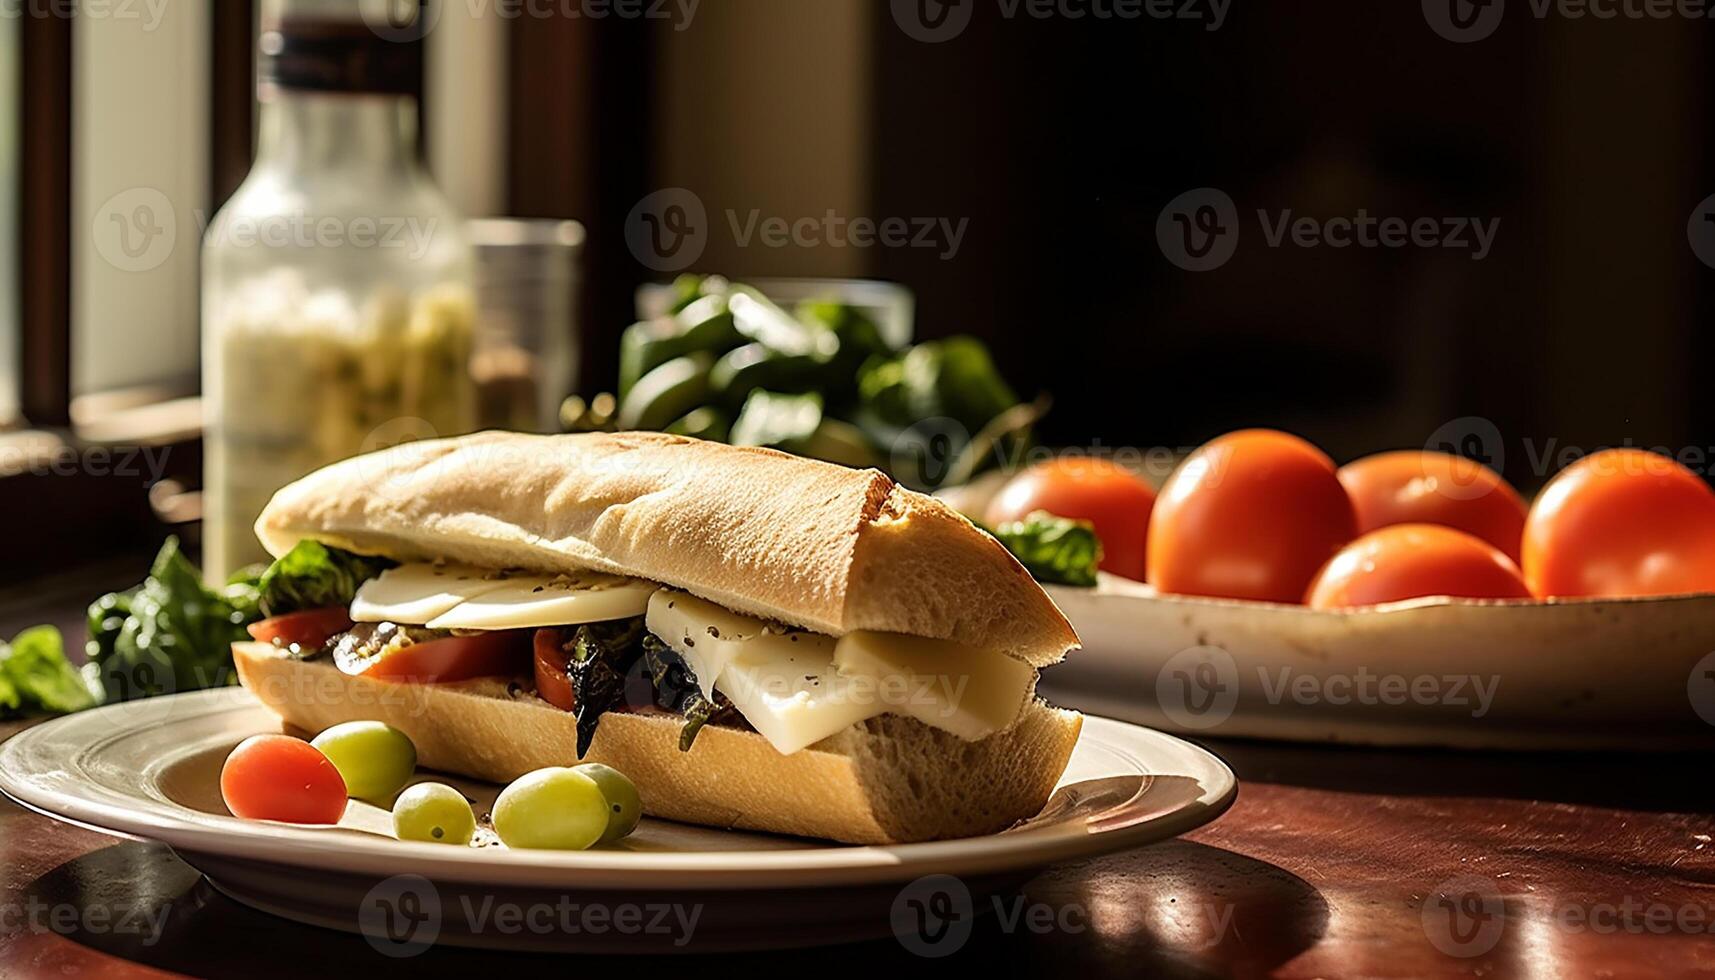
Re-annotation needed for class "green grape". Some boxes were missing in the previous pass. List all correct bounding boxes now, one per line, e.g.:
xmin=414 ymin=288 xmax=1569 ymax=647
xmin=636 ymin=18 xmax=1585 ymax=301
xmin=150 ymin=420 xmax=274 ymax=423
xmin=573 ymin=763 xmax=642 ymax=844
xmin=391 ymin=782 xmax=476 ymax=845
xmin=310 ymin=721 xmax=417 ymax=804
xmin=492 ymin=768 xmax=608 ymax=851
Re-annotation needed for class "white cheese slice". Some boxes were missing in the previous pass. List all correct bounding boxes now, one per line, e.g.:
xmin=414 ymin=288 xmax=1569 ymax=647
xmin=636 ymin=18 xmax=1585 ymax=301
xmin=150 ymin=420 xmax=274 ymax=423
xmin=349 ymin=563 xmax=516 ymax=624
xmin=715 ymin=633 xmax=884 ymax=755
xmin=833 ymin=631 xmax=1035 ymax=741
xmin=645 ymin=589 xmax=774 ymax=700
xmin=425 ymin=572 xmax=656 ymax=630
xmin=640 ymin=588 xmax=1037 ymax=753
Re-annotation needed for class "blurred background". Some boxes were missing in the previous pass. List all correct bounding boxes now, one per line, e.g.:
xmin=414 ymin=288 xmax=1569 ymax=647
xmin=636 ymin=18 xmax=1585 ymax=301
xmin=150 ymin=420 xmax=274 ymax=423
xmin=2 ymin=0 xmax=1713 ymax=584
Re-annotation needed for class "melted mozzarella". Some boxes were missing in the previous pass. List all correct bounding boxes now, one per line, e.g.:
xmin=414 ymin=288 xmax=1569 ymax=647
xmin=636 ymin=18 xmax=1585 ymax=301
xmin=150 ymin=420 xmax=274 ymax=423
xmin=832 ymin=631 xmax=1033 ymax=741
xmin=349 ymin=563 xmax=516 ymax=624
xmin=425 ymin=572 xmax=655 ymax=630
xmin=646 ymin=589 xmax=775 ymax=700
xmin=644 ymin=587 xmax=1033 ymax=754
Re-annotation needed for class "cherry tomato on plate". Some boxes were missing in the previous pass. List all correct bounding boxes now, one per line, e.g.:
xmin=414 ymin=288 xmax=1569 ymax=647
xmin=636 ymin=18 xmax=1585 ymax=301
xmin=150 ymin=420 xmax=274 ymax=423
xmin=1304 ymin=523 xmax=1532 ymax=610
xmin=1147 ymin=429 xmax=1357 ymax=603
xmin=1522 ymin=448 xmax=1715 ymax=598
xmin=336 ymin=627 xmax=532 ymax=684
xmin=533 ymin=628 xmax=576 ymax=711
xmin=1337 ymin=450 xmax=1528 ymax=562
xmin=247 ymin=607 xmax=353 ymax=650
xmin=985 ymin=457 xmax=1156 ymax=581
xmin=219 ymin=734 xmax=348 ymax=824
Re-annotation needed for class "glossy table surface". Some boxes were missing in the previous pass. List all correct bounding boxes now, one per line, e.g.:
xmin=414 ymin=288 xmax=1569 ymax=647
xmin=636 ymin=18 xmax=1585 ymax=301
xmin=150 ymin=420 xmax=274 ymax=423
xmin=3 ymin=714 xmax=1713 ymax=978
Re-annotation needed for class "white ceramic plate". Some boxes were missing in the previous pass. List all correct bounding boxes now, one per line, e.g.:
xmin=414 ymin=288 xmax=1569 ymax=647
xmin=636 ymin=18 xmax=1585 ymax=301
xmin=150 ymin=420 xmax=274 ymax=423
xmin=1043 ymin=575 xmax=1715 ymax=750
xmin=0 ymin=687 xmax=1234 ymax=952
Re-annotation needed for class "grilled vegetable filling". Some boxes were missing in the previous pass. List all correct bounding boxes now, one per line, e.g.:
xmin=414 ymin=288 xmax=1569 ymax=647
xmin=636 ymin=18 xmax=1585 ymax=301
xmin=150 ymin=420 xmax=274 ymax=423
xmin=536 ymin=618 xmax=743 ymax=756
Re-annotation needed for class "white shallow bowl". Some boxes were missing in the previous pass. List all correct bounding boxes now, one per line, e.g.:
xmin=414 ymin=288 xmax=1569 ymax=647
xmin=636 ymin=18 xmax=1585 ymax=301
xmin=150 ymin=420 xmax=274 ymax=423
xmin=0 ymin=687 xmax=1234 ymax=953
xmin=1044 ymin=575 xmax=1715 ymax=750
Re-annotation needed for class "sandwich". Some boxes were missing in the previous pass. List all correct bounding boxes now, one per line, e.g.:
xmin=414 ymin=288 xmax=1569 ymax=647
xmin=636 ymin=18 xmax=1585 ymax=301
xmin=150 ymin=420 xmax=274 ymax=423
xmin=232 ymin=431 xmax=1082 ymax=844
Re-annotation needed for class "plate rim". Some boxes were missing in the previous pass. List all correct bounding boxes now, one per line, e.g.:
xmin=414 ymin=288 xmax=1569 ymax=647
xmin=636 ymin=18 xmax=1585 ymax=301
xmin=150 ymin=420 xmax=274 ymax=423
xmin=0 ymin=688 xmax=1236 ymax=890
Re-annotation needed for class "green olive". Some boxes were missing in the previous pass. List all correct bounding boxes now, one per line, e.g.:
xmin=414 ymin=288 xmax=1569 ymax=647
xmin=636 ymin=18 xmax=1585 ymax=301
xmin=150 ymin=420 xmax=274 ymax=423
xmin=492 ymin=768 xmax=608 ymax=851
xmin=573 ymin=763 xmax=642 ymax=844
xmin=392 ymin=782 xmax=476 ymax=845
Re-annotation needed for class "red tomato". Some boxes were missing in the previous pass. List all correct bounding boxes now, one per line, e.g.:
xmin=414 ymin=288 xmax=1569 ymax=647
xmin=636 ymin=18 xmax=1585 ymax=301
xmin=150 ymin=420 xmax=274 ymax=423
xmin=1522 ymin=448 xmax=1715 ymax=598
xmin=1305 ymin=524 xmax=1532 ymax=610
xmin=1147 ymin=429 xmax=1357 ymax=603
xmin=340 ymin=629 xmax=532 ymax=684
xmin=533 ymin=628 xmax=576 ymax=711
xmin=986 ymin=458 xmax=1157 ymax=580
xmin=219 ymin=734 xmax=348 ymax=824
xmin=1338 ymin=451 xmax=1528 ymax=563
xmin=247 ymin=608 xmax=353 ymax=650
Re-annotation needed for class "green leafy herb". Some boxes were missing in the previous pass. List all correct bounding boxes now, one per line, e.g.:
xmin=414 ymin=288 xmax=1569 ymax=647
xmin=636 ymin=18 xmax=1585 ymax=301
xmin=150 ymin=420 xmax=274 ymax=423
xmin=252 ymin=540 xmax=395 ymax=618
xmin=2 ymin=626 xmax=100 ymax=715
xmin=856 ymin=337 xmax=1025 ymax=489
xmin=0 ymin=670 xmax=18 ymax=715
xmin=730 ymin=390 xmax=824 ymax=451
xmin=84 ymin=537 xmax=254 ymax=703
xmin=987 ymin=510 xmax=1103 ymax=588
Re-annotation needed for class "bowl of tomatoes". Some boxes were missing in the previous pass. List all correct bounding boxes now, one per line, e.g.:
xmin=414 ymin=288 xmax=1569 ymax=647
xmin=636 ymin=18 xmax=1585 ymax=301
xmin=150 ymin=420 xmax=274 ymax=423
xmin=964 ymin=431 xmax=1715 ymax=750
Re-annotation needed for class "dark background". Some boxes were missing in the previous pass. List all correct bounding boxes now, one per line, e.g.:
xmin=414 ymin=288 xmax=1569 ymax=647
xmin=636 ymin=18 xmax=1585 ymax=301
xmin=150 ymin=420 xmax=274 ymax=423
xmin=9 ymin=0 xmax=1715 ymax=575
xmin=537 ymin=0 xmax=1715 ymax=493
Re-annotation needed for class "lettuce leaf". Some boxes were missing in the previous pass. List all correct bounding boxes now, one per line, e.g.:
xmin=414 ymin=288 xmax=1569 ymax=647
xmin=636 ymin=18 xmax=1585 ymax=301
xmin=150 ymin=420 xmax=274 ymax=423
xmin=987 ymin=511 xmax=1103 ymax=588
xmin=0 ymin=667 xmax=19 ymax=715
xmin=85 ymin=537 xmax=253 ymax=702
xmin=2 ymin=626 xmax=99 ymax=714
xmin=253 ymin=540 xmax=396 ymax=618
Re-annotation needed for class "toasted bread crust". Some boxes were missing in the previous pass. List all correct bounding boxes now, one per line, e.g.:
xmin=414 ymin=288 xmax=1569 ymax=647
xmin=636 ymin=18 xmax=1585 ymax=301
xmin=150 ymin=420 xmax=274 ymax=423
xmin=255 ymin=431 xmax=1078 ymax=666
xmin=233 ymin=642 xmax=1082 ymax=844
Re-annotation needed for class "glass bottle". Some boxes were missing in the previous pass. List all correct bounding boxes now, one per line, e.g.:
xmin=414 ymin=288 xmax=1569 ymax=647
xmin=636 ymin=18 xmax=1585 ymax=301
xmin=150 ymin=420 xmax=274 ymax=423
xmin=202 ymin=0 xmax=475 ymax=578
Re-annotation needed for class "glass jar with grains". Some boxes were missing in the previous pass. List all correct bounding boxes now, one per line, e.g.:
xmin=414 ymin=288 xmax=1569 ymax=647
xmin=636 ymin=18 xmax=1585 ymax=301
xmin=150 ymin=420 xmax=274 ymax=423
xmin=202 ymin=0 xmax=475 ymax=577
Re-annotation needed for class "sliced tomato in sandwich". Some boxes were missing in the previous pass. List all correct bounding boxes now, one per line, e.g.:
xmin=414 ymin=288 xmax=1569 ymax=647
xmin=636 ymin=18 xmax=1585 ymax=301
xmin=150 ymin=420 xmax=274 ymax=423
xmin=533 ymin=628 xmax=576 ymax=711
xmin=247 ymin=607 xmax=353 ymax=650
xmin=335 ymin=626 xmax=532 ymax=683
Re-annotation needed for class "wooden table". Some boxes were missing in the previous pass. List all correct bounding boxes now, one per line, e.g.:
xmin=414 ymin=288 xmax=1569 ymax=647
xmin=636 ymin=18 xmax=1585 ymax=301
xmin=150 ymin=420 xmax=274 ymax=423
xmin=3 ymin=715 xmax=1712 ymax=979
